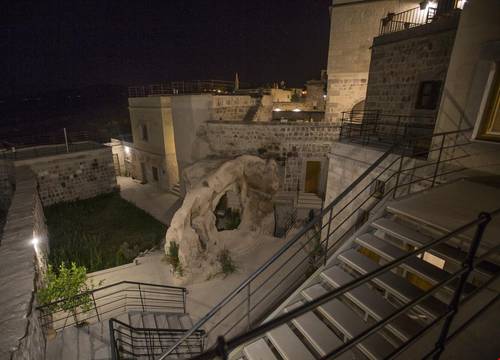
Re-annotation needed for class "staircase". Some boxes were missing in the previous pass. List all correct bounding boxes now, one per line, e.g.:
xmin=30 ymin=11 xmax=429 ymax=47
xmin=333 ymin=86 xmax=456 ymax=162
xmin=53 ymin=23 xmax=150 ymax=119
xmin=236 ymin=180 xmax=500 ymax=360
xmin=38 ymin=281 xmax=203 ymax=360
xmin=170 ymin=183 xmax=182 ymax=197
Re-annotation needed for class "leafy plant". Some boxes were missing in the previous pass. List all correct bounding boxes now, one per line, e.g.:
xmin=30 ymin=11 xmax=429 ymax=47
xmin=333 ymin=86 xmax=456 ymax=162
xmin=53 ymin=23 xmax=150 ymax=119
xmin=217 ymin=249 xmax=237 ymax=277
xmin=37 ymin=262 xmax=101 ymax=326
xmin=165 ymin=241 xmax=184 ymax=276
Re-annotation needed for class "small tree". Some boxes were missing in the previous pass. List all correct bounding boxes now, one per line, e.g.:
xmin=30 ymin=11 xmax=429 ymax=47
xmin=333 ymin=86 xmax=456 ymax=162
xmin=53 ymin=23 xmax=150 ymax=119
xmin=165 ymin=241 xmax=184 ymax=276
xmin=38 ymin=262 xmax=100 ymax=327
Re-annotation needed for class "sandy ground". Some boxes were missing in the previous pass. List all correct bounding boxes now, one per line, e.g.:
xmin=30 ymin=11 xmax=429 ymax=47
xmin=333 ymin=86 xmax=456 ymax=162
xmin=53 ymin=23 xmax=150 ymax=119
xmin=87 ymin=228 xmax=291 ymax=326
xmin=117 ymin=176 xmax=181 ymax=225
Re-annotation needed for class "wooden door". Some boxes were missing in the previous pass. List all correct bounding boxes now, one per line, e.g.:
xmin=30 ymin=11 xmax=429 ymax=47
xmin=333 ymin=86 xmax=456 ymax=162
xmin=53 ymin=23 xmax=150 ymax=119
xmin=305 ymin=161 xmax=321 ymax=194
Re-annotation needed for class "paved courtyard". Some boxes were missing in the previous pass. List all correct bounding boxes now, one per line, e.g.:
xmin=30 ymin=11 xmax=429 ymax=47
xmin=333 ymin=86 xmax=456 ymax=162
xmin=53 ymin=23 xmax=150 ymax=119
xmin=117 ymin=176 xmax=181 ymax=225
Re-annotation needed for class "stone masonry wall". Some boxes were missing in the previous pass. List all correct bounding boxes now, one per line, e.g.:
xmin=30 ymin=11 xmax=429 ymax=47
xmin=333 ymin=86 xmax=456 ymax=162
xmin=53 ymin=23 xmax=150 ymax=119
xmin=0 ymin=159 xmax=15 ymax=211
xmin=15 ymin=147 xmax=117 ymax=206
xmin=205 ymin=122 xmax=339 ymax=192
xmin=365 ymin=18 xmax=458 ymax=118
xmin=0 ymin=166 xmax=48 ymax=360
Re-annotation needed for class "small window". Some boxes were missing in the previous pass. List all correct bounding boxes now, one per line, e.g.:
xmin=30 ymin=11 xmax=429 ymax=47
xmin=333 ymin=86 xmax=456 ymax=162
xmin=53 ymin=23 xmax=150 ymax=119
xmin=415 ymin=81 xmax=442 ymax=110
xmin=141 ymin=124 xmax=149 ymax=141
xmin=152 ymin=166 xmax=159 ymax=181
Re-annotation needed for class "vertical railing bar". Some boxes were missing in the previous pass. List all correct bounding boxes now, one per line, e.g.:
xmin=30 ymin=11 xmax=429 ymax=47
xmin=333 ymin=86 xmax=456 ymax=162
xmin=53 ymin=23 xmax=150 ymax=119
xmin=432 ymin=133 xmax=446 ymax=188
xmin=247 ymin=283 xmax=251 ymax=330
xmin=324 ymin=207 xmax=334 ymax=266
xmin=431 ymin=212 xmax=492 ymax=359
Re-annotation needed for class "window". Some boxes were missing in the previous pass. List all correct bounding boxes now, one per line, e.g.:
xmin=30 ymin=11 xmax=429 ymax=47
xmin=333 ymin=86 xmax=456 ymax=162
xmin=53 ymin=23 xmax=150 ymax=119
xmin=152 ymin=166 xmax=159 ymax=181
xmin=141 ymin=124 xmax=148 ymax=141
xmin=477 ymin=64 xmax=500 ymax=142
xmin=415 ymin=81 xmax=442 ymax=110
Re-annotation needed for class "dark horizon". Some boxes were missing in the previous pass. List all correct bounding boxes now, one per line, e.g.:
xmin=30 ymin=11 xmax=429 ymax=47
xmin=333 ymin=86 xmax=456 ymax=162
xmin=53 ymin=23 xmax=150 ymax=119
xmin=1 ymin=0 xmax=331 ymax=97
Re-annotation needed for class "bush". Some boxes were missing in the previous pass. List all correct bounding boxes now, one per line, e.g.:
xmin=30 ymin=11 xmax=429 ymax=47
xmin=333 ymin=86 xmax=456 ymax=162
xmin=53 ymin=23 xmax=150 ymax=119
xmin=165 ymin=241 xmax=183 ymax=276
xmin=217 ymin=249 xmax=237 ymax=277
xmin=37 ymin=262 xmax=101 ymax=326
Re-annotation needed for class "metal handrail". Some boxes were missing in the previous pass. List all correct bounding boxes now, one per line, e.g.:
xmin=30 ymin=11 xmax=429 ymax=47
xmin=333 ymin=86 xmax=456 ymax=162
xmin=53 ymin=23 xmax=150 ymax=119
xmin=37 ymin=281 xmax=187 ymax=333
xmin=189 ymin=208 xmax=500 ymax=359
xmin=109 ymin=317 xmax=206 ymax=360
xmin=379 ymin=6 xmax=437 ymax=36
xmin=158 ymin=128 xmax=473 ymax=359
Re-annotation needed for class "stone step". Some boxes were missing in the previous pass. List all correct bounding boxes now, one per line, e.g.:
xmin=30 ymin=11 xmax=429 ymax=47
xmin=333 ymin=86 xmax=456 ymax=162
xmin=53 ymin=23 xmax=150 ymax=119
xmin=321 ymin=266 xmax=422 ymax=341
xmin=244 ymin=339 xmax=278 ymax=360
xmin=267 ymin=325 xmax=315 ymax=360
xmin=338 ymin=249 xmax=447 ymax=319
xmin=301 ymin=284 xmax=394 ymax=360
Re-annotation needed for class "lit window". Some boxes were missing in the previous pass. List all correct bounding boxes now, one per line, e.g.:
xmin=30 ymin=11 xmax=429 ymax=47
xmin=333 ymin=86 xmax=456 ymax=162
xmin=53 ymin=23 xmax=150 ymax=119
xmin=477 ymin=63 xmax=500 ymax=142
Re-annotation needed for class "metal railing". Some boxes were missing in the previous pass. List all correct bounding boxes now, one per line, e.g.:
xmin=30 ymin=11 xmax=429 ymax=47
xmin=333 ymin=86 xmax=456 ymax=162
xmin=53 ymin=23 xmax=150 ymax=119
xmin=128 ymin=80 xmax=240 ymax=98
xmin=339 ymin=110 xmax=436 ymax=153
xmin=37 ymin=281 xmax=187 ymax=334
xmin=157 ymin=128 xmax=473 ymax=359
xmin=192 ymin=208 xmax=500 ymax=359
xmin=379 ymin=6 xmax=437 ymax=36
xmin=109 ymin=318 xmax=205 ymax=360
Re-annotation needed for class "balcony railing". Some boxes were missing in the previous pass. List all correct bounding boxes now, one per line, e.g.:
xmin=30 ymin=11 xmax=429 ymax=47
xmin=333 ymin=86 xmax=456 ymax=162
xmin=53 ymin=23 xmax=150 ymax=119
xmin=379 ymin=6 xmax=437 ymax=36
xmin=128 ymin=80 xmax=238 ymax=98
xmin=37 ymin=281 xmax=187 ymax=334
xmin=339 ymin=110 xmax=436 ymax=154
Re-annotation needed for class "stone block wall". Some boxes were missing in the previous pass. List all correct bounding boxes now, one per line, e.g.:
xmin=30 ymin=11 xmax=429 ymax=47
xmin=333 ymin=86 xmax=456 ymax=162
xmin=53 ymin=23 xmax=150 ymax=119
xmin=204 ymin=122 xmax=339 ymax=192
xmin=0 ymin=159 xmax=15 ymax=211
xmin=16 ymin=147 xmax=117 ymax=206
xmin=0 ymin=166 xmax=48 ymax=360
xmin=364 ymin=17 xmax=458 ymax=118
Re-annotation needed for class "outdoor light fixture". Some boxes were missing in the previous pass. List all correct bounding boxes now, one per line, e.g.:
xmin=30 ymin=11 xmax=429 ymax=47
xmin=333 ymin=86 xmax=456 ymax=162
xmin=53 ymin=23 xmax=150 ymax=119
xmin=274 ymin=108 xmax=282 ymax=112
xmin=293 ymin=108 xmax=301 ymax=112
xmin=420 ymin=0 xmax=436 ymax=11
xmin=31 ymin=237 xmax=39 ymax=246
xmin=124 ymin=146 xmax=131 ymax=155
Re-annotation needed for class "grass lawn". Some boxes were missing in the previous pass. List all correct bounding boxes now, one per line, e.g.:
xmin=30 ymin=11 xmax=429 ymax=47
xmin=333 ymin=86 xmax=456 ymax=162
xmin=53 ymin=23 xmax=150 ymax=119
xmin=45 ymin=192 xmax=167 ymax=273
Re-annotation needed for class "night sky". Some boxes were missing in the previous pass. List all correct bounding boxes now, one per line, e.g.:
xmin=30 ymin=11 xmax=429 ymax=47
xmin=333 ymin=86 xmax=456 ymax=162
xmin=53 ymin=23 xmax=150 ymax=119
xmin=1 ymin=0 xmax=331 ymax=96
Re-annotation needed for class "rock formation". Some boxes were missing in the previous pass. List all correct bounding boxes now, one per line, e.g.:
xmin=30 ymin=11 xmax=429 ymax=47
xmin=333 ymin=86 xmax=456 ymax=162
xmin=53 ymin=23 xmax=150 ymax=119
xmin=165 ymin=155 xmax=279 ymax=278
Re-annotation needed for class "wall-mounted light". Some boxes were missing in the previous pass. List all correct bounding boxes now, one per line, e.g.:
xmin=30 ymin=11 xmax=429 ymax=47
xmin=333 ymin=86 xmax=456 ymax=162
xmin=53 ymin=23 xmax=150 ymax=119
xmin=124 ymin=146 xmax=131 ymax=155
xmin=274 ymin=108 xmax=282 ymax=112
xmin=293 ymin=108 xmax=301 ymax=112
xmin=32 ymin=237 xmax=39 ymax=247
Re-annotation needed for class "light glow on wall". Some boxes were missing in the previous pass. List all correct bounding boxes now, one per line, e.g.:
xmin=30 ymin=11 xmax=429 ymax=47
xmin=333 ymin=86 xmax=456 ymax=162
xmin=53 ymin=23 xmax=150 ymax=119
xmin=274 ymin=108 xmax=282 ymax=112
xmin=124 ymin=146 xmax=131 ymax=155
xmin=293 ymin=108 xmax=301 ymax=112
xmin=31 ymin=237 xmax=39 ymax=247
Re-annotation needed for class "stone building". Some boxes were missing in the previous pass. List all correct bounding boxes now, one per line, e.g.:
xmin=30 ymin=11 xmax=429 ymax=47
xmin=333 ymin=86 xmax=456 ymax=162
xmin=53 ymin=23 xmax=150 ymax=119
xmin=325 ymin=0 xmax=422 ymax=122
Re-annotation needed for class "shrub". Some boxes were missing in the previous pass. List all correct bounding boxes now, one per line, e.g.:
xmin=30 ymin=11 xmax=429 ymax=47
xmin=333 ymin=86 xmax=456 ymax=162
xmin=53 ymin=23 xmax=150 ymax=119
xmin=165 ymin=241 xmax=184 ymax=276
xmin=217 ymin=249 xmax=237 ymax=277
xmin=37 ymin=262 xmax=101 ymax=326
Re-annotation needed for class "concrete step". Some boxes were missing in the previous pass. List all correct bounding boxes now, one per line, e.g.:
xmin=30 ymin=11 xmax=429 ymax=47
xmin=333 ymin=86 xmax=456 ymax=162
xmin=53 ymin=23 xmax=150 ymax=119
xmin=338 ymin=249 xmax=447 ymax=319
xmin=302 ymin=284 xmax=394 ymax=360
xmin=267 ymin=325 xmax=315 ymax=360
xmin=321 ymin=266 xmax=423 ymax=341
xmin=243 ymin=339 xmax=278 ymax=360
xmin=284 ymin=301 xmax=352 ymax=359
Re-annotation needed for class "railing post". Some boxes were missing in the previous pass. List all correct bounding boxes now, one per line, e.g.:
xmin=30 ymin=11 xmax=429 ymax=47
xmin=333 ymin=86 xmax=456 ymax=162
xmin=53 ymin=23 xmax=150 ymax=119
xmin=138 ymin=284 xmax=145 ymax=312
xmin=432 ymin=133 xmax=446 ymax=188
xmin=109 ymin=319 xmax=118 ymax=360
xmin=393 ymin=154 xmax=404 ymax=199
xmin=247 ymin=282 xmax=251 ymax=330
xmin=432 ymin=212 xmax=492 ymax=360
xmin=91 ymin=292 xmax=100 ymax=322
xmin=324 ymin=207 xmax=333 ymax=266
xmin=215 ymin=336 xmax=229 ymax=360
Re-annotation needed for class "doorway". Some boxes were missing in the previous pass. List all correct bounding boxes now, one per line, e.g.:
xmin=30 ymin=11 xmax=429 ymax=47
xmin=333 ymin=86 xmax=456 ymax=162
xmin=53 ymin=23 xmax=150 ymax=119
xmin=305 ymin=161 xmax=321 ymax=194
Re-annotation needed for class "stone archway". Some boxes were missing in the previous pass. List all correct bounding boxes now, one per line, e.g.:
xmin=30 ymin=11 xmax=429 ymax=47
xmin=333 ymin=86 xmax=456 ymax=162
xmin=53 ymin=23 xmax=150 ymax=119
xmin=165 ymin=155 xmax=279 ymax=278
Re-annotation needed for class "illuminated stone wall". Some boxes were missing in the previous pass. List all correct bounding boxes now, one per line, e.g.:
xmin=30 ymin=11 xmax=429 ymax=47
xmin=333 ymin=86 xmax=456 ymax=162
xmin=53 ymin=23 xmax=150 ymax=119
xmin=0 ymin=167 xmax=48 ymax=360
xmin=204 ymin=121 xmax=339 ymax=194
